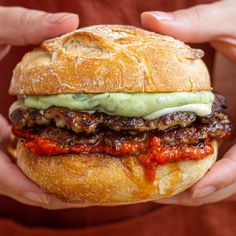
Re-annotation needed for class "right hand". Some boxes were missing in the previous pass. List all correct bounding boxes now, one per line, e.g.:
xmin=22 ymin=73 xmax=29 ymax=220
xmin=0 ymin=6 xmax=87 ymax=209
xmin=141 ymin=0 xmax=236 ymax=205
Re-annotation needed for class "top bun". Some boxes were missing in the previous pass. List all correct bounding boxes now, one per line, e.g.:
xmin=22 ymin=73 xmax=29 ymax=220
xmin=9 ymin=25 xmax=211 ymax=95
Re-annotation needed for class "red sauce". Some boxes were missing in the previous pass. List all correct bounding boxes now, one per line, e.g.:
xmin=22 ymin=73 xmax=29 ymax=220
xmin=12 ymin=128 xmax=36 ymax=140
xmin=25 ymin=138 xmax=149 ymax=156
xmin=139 ymin=137 xmax=214 ymax=182
xmin=13 ymin=128 xmax=214 ymax=182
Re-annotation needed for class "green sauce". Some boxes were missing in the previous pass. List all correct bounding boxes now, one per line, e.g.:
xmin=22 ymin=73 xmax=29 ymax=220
xmin=24 ymin=92 xmax=214 ymax=117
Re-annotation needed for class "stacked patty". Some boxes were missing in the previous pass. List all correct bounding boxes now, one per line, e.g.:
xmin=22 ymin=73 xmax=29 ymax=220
xmin=10 ymin=93 xmax=231 ymax=154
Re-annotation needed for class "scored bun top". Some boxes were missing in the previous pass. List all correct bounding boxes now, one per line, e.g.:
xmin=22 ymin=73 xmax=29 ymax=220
xmin=9 ymin=25 xmax=211 ymax=95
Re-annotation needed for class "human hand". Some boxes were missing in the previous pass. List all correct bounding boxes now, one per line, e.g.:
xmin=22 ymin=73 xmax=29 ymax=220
xmin=141 ymin=0 xmax=236 ymax=205
xmin=0 ymin=6 xmax=79 ymax=59
xmin=0 ymin=6 xmax=87 ymax=209
xmin=141 ymin=0 xmax=236 ymax=63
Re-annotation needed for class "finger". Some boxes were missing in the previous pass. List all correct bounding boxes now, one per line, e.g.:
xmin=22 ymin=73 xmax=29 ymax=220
xmin=155 ymin=191 xmax=211 ymax=206
xmin=155 ymin=192 xmax=189 ymax=205
xmin=190 ymin=144 xmax=236 ymax=198
xmin=5 ymin=186 xmax=91 ymax=209
xmin=141 ymin=0 xmax=236 ymax=43
xmin=0 ymin=150 xmax=90 ymax=209
xmin=155 ymin=182 xmax=236 ymax=206
xmin=0 ymin=149 xmax=49 ymax=203
xmin=0 ymin=116 xmax=89 ymax=209
xmin=0 ymin=6 xmax=79 ymax=45
xmin=40 ymin=195 xmax=91 ymax=210
xmin=0 ymin=45 xmax=11 ymax=60
xmin=211 ymin=39 xmax=236 ymax=63
xmin=0 ymin=115 xmax=11 ymax=147
xmin=155 ymin=192 xmax=204 ymax=206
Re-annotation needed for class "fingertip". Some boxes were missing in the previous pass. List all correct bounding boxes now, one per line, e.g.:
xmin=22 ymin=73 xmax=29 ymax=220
xmin=58 ymin=13 xmax=79 ymax=34
xmin=141 ymin=11 xmax=174 ymax=32
xmin=141 ymin=12 xmax=159 ymax=32
xmin=42 ymin=13 xmax=79 ymax=41
xmin=140 ymin=11 xmax=150 ymax=23
xmin=27 ymin=13 xmax=79 ymax=44
xmin=57 ymin=13 xmax=79 ymax=30
xmin=142 ymin=11 xmax=174 ymax=22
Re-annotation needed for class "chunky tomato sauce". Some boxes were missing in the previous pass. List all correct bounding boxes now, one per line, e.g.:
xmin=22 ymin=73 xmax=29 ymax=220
xmin=139 ymin=137 xmax=213 ymax=182
xmin=13 ymin=128 xmax=214 ymax=182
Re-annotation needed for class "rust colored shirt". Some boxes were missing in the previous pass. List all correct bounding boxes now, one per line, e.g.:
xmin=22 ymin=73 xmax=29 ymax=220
xmin=0 ymin=1 xmax=235 ymax=236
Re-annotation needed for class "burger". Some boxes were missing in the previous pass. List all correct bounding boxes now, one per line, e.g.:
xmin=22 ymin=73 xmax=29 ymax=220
xmin=8 ymin=25 xmax=231 ymax=205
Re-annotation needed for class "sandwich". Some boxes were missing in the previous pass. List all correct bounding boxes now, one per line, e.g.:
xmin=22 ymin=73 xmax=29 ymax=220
xmin=8 ymin=25 xmax=231 ymax=205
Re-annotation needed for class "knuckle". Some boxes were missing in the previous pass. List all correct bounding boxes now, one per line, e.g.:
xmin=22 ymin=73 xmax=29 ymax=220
xmin=188 ymin=4 xmax=208 ymax=25
xmin=18 ymin=9 xmax=45 ymax=44
xmin=19 ymin=10 xmax=33 ymax=27
xmin=187 ymin=8 xmax=201 ymax=25
xmin=178 ymin=6 xmax=204 ymax=42
xmin=185 ymin=5 xmax=208 ymax=41
xmin=19 ymin=10 xmax=34 ymax=44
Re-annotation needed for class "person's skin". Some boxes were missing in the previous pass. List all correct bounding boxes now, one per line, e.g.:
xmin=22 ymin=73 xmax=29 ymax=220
xmin=141 ymin=0 xmax=236 ymax=206
xmin=0 ymin=6 xmax=91 ymax=209
xmin=0 ymin=0 xmax=235 ymax=208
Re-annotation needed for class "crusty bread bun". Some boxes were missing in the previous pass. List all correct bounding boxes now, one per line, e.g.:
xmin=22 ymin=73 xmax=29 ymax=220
xmin=9 ymin=25 xmax=210 ymax=95
xmin=17 ymin=141 xmax=217 ymax=206
xmin=11 ymin=25 xmax=216 ymax=205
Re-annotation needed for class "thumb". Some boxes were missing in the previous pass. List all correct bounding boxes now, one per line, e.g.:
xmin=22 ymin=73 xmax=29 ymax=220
xmin=141 ymin=1 xmax=235 ymax=43
xmin=190 ymin=144 xmax=236 ymax=198
xmin=0 ymin=6 xmax=79 ymax=45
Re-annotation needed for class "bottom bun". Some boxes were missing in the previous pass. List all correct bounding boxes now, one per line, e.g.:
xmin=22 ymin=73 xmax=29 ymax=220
xmin=17 ymin=141 xmax=217 ymax=206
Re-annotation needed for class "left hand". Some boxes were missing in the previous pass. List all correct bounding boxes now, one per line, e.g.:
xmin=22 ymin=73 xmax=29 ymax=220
xmin=141 ymin=0 xmax=236 ymax=205
xmin=0 ymin=6 xmax=88 ymax=209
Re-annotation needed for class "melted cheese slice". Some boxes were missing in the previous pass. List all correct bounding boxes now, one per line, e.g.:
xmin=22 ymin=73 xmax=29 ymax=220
xmin=143 ymin=104 xmax=212 ymax=120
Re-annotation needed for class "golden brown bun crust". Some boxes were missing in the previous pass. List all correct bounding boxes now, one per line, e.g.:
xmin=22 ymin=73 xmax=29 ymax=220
xmin=17 ymin=141 xmax=217 ymax=206
xmin=9 ymin=25 xmax=211 ymax=95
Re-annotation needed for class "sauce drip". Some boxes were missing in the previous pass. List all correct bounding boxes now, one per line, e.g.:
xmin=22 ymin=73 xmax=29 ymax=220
xmin=138 ymin=137 xmax=213 ymax=182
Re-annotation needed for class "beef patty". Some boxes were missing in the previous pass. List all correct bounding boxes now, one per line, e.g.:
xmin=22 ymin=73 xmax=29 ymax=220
xmin=10 ymin=93 xmax=231 ymax=148
xmin=10 ymin=93 xmax=227 ymax=133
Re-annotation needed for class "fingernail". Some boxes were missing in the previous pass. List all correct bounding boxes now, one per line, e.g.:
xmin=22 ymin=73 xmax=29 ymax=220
xmin=46 ymin=13 xmax=76 ymax=23
xmin=23 ymin=192 xmax=49 ymax=205
xmin=146 ymin=11 xmax=174 ymax=21
xmin=192 ymin=186 xmax=217 ymax=198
